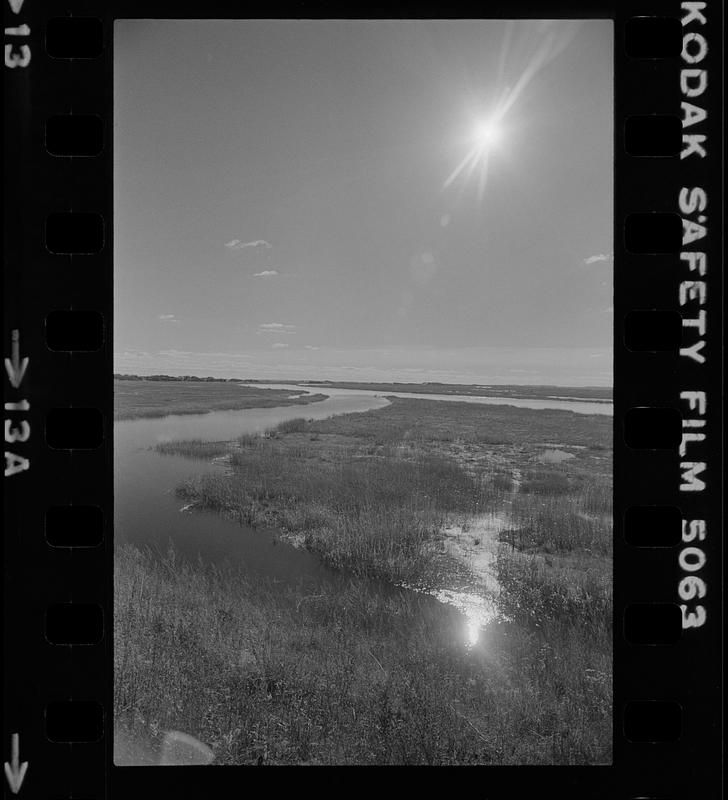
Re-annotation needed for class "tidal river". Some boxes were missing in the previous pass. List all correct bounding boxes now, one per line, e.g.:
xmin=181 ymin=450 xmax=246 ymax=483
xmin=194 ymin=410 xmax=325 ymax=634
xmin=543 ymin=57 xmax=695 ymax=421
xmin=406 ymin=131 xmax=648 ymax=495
xmin=115 ymin=393 xmax=390 ymax=582
xmin=248 ymin=383 xmax=614 ymax=417
xmin=115 ymin=388 xmax=612 ymax=642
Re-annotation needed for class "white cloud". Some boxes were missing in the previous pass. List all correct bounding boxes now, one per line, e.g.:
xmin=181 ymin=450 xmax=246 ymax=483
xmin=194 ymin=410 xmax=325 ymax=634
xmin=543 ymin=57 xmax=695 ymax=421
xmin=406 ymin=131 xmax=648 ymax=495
xmin=225 ymin=239 xmax=272 ymax=250
xmin=272 ymin=342 xmax=289 ymax=349
xmin=158 ymin=314 xmax=179 ymax=323
xmin=257 ymin=322 xmax=296 ymax=335
xmin=583 ymin=253 xmax=612 ymax=265
xmin=253 ymin=270 xmax=279 ymax=277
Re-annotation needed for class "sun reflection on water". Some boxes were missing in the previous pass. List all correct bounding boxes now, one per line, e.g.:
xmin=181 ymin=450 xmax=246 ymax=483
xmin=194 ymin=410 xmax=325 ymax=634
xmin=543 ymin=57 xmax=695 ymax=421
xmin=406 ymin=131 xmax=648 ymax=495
xmin=465 ymin=614 xmax=482 ymax=648
xmin=417 ymin=586 xmax=500 ymax=649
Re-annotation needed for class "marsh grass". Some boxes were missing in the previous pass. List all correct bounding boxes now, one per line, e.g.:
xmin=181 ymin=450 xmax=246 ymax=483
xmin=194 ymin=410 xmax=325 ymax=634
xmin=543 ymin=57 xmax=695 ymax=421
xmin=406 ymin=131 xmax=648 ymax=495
xmin=114 ymin=378 xmax=327 ymax=421
xmin=490 ymin=471 xmax=516 ymax=493
xmin=495 ymin=470 xmax=612 ymax=634
xmin=155 ymin=440 xmax=231 ymax=460
xmin=503 ymin=493 xmax=612 ymax=557
xmin=114 ymin=543 xmax=612 ymax=765
xmin=268 ymin=417 xmax=309 ymax=435
xmin=580 ymin=481 xmax=613 ymax=515
xmin=303 ymin=398 xmax=612 ymax=449
xmin=496 ymin=547 xmax=611 ymax=630
xmin=177 ymin=440 xmax=491 ymax=585
xmin=520 ymin=469 xmax=572 ymax=495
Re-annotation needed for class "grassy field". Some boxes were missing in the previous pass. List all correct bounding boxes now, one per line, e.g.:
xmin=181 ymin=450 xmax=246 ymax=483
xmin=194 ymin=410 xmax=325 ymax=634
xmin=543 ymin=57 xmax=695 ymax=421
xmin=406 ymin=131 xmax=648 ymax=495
xmin=114 ymin=378 xmax=327 ymax=421
xmin=118 ymin=397 xmax=612 ymax=764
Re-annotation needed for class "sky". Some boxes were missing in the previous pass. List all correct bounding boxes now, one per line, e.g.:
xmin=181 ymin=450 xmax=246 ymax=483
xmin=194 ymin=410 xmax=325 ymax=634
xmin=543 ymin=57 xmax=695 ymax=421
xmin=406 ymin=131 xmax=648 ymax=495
xmin=114 ymin=19 xmax=613 ymax=386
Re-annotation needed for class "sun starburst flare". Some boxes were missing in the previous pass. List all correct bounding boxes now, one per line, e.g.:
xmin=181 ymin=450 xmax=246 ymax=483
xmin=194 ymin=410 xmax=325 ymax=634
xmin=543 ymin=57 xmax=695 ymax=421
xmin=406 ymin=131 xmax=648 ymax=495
xmin=443 ymin=20 xmax=580 ymax=203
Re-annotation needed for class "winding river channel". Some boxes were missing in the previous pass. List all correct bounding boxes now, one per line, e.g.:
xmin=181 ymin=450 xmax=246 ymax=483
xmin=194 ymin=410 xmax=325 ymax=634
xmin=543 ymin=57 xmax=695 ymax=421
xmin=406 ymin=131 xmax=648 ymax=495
xmin=115 ymin=386 xmax=612 ymax=645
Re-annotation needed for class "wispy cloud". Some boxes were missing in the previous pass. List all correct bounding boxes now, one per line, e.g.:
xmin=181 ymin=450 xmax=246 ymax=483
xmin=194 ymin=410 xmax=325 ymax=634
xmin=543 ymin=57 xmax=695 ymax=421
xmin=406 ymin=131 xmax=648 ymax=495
xmin=271 ymin=342 xmax=289 ymax=349
xmin=158 ymin=314 xmax=180 ymax=324
xmin=253 ymin=270 xmax=279 ymax=277
xmin=257 ymin=322 xmax=296 ymax=336
xmin=225 ymin=239 xmax=271 ymax=251
xmin=583 ymin=253 xmax=612 ymax=265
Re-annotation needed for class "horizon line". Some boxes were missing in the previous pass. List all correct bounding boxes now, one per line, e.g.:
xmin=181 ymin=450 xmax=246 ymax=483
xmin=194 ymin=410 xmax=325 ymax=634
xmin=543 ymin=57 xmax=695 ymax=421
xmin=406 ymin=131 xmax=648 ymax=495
xmin=113 ymin=371 xmax=613 ymax=392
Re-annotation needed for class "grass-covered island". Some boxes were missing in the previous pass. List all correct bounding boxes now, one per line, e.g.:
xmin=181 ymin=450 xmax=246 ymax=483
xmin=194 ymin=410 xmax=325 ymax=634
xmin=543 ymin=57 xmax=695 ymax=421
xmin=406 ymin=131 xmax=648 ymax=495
xmin=114 ymin=377 xmax=327 ymax=421
xmin=115 ymin=396 xmax=612 ymax=765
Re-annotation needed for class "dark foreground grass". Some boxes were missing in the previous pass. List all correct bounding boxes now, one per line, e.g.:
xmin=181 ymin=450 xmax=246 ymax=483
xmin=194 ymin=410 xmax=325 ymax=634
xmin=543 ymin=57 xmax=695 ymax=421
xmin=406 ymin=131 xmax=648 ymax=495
xmin=114 ymin=379 xmax=327 ymax=421
xmin=115 ymin=543 xmax=612 ymax=765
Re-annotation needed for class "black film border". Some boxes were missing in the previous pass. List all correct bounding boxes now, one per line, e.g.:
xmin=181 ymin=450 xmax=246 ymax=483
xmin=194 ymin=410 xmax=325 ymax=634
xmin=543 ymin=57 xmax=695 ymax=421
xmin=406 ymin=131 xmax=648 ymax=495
xmin=2 ymin=0 xmax=723 ymax=797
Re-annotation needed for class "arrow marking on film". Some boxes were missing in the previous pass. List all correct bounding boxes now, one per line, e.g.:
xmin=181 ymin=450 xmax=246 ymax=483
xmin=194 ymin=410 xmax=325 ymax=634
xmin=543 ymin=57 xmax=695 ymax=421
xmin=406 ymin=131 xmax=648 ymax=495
xmin=4 ymin=330 xmax=28 ymax=389
xmin=4 ymin=734 xmax=28 ymax=795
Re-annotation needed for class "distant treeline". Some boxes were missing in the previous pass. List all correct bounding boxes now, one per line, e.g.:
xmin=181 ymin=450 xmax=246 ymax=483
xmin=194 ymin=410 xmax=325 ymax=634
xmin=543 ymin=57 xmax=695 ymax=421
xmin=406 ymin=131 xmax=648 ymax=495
xmin=114 ymin=373 xmax=243 ymax=383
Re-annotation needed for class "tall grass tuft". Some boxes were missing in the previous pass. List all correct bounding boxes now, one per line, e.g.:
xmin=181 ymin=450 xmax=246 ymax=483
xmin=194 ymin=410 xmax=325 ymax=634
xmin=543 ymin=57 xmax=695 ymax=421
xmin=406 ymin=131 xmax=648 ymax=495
xmin=496 ymin=547 xmax=612 ymax=631
xmin=520 ymin=469 xmax=572 ymax=495
xmin=503 ymin=492 xmax=612 ymax=557
xmin=155 ymin=440 xmax=230 ymax=459
xmin=267 ymin=417 xmax=309 ymax=435
xmin=580 ymin=481 xmax=612 ymax=516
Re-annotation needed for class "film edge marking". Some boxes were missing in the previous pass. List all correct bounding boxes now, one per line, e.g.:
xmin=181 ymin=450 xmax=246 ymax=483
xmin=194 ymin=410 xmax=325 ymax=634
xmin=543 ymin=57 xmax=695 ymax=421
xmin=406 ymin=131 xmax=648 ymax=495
xmin=4 ymin=0 xmax=31 ymax=69
xmin=3 ymin=733 xmax=28 ymax=795
xmin=677 ymin=1 xmax=711 ymax=635
xmin=4 ymin=329 xmax=30 ymax=477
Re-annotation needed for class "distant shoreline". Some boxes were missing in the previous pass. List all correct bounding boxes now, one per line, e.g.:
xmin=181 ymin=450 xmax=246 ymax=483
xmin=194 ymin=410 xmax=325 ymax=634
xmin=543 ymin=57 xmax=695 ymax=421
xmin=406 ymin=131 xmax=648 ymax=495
xmin=115 ymin=374 xmax=612 ymax=404
xmin=240 ymin=379 xmax=613 ymax=404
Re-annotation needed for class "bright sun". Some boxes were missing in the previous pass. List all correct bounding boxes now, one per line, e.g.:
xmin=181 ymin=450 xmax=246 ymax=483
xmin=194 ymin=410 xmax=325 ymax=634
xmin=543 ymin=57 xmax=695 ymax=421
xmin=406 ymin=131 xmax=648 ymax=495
xmin=472 ymin=118 xmax=503 ymax=149
xmin=443 ymin=111 xmax=507 ymax=200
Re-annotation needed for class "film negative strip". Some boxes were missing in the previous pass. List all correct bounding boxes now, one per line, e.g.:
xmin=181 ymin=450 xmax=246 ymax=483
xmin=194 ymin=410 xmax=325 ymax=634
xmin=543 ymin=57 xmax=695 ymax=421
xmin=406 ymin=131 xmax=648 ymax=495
xmin=3 ymin=0 xmax=723 ymax=796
